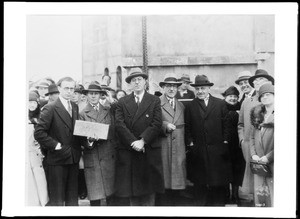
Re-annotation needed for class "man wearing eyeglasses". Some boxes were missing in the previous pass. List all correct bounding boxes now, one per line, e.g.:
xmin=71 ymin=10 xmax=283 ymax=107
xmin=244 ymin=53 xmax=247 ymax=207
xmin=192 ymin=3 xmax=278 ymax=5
xmin=114 ymin=67 xmax=164 ymax=206
xmin=34 ymin=77 xmax=82 ymax=206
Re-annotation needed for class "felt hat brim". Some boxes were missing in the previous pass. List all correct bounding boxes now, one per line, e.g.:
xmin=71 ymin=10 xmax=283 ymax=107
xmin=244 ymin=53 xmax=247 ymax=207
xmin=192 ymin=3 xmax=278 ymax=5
xmin=125 ymin=73 xmax=148 ymax=83
xmin=159 ymin=81 xmax=182 ymax=88
xmin=248 ymin=75 xmax=274 ymax=88
xmin=190 ymin=82 xmax=214 ymax=87
xmin=82 ymin=89 xmax=107 ymax=95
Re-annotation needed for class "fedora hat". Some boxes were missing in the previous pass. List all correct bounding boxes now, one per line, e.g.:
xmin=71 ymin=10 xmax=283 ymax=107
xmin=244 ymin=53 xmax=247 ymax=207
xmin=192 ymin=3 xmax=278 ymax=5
xmin=221 ymin=86 xmax=240 ymax=97
xmin=125 ymin=67 xmax=148 ymax=83
xmin=248 ymin=69 xmax=274 ymax=88
xmin=36 ymin=81 xmax=50 ymax=88
xmin=235 ymin=71 xmax=253 ymax=85
xmin=45 ymin=84 xmax=60 ymax=96
xmin=190 ymin=75 xmax=214 ymax=87
xmin=258 ymin=82 xmax=274 ymax=102
xmin=179 ymin=73 xmax=192 ymax=83
xmin=159 ymin=73 xmax=182 ymax=87
xmin=82 ymin=84 xmax=106 ymax=95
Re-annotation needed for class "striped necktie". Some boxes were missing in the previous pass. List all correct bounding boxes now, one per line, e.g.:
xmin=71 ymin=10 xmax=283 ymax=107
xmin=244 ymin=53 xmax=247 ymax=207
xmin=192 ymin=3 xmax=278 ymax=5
xmin=169 ymin=98 xmax=175 ymax=109
xmin=135 ymin=95 xmax=140 ymax=107
xmin=67 ymin=100 xmax=72 ymax=117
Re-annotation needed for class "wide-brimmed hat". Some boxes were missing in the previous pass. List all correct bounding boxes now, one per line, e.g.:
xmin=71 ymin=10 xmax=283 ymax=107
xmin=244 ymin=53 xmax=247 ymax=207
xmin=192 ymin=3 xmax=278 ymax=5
xmin=248 ymin=69 xmax=274 ymax=88
xmin=222 ymin=86 xmax=240 ymax=97
xmin=82 ymin=84 xmax=106 ymax=95
xmin=45 ymin=84 xmax=60 ymax=96
xmin=100 ymin=84 xmax=115 ymax=92
xmin=235 ymin=71 xmax=253 ymax=85
xmin=258 ymin=82 xmax=274 ymax=102
xmin=190 ymin=75 xmax=214 ymax=87
xmin=159 ymin=73 xmax=182 ymax=87
xmin=125 ymin=67 xmax=148 ymax=83
xmin=179 ymin=73 xmax=192 ymax=83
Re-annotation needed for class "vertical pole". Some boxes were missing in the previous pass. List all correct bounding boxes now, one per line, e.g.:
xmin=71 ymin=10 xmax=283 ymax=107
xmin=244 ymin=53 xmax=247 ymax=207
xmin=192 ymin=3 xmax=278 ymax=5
xmin=142 ymin=16 xmax=149 ymax=90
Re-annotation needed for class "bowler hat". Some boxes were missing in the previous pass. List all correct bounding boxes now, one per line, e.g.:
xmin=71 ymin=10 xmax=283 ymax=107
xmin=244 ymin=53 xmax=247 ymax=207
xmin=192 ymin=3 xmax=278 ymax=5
xmin=190 ymin=75 xmax=214 ymax=87
xmin=82 ymin=84 xmax=106 ymax=95
xmin=248 ymin=69 xmax=274 ymax=88
xmin=125 ymin=67 xmax=148 ymax=83
xmin=235 ymin=71 xmax=253 ymax=85
xmin=45 ymin=84 xmax=60 ymax=96
xmin=29 ymin=91 xmax=39 ymax=102
xmin=258 ymin=83 xmax=274 ymax=102
xmin=222 ymin=86 xmax=240 ymax=97
xmin=159 ymin=73 xmax=182 ymax=87
xmin=179 ymin=73 xmax=192 ymax=83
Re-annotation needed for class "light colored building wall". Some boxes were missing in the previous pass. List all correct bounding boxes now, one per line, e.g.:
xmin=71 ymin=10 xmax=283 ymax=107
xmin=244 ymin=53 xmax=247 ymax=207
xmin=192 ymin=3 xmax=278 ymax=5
xmin=82 ymin=15 xmax=274 ymax=95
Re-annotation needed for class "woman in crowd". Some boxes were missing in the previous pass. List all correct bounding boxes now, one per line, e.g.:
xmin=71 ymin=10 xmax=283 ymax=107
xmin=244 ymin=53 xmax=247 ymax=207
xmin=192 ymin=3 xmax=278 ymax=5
xmin=222 ymin=86 xmax=246 ymax=205
xmin=79 ymin=84 xmax=117 ymax=206
xmin=250 ymin=83 xmax=274 ymax=207
xmin=115 ymin=89 xmax=127 ymax=100
xmin=26 ymin=91 xmax=49 ymax=206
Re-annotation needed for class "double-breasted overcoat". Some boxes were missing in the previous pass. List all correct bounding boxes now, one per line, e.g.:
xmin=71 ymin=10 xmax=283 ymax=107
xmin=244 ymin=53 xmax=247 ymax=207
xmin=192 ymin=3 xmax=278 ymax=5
xmin=185 ymin=94 xmax=232 ymax=186
xmin=114 ymin=92 xmax=164 ymax=197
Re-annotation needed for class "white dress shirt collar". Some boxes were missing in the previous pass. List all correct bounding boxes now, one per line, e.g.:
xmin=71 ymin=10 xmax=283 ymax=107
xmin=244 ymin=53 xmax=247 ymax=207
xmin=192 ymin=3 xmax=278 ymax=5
xmin=59 ymin=95 xmax=71 ymax=111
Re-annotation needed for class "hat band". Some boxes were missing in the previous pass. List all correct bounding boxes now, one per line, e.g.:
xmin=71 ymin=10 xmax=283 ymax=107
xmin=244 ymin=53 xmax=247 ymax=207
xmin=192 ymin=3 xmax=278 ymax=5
xmin=164 ymin=77 xmax=178 ymax=82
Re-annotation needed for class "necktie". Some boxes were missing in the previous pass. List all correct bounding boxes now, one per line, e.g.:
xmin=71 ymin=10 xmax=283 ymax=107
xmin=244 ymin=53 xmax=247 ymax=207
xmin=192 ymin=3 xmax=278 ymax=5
xmin=93 ymin=104 xmax=99 ymax=111
xmin=169 ymin=98 xmax=175 ymax=109
xmin=135 ymin=95 xmax=140 ymax=107
xmin=67 ymin=100 xmax=72 ymax=117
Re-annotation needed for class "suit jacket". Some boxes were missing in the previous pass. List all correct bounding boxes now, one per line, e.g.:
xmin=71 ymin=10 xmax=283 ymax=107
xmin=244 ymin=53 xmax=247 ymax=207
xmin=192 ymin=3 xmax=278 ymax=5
xmin=185 ymin=94 xmax=232 ymax=186
xmin=159 ymin=95 xmax=186 ymax=189
xmin=34 ymin=97 xmax=82 ymax=165
xmin=114 ymin=91 xmax=164 ymax=197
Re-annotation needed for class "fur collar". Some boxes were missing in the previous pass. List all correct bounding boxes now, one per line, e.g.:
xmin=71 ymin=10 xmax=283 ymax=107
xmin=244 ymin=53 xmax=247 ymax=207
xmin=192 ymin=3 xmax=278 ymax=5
xmin=250 ymin=104 xmax=274 ymax=129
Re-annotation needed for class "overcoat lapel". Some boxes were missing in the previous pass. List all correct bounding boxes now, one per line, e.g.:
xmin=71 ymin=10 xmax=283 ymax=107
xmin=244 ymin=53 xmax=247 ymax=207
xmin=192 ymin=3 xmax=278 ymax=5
xmin=85 ymin=103 xmax=98 ymax=120
xmin=97 ymin=104 xmax=109 ymax=123
xmin=204 ymin=94 xmax=216 ymax=119
xmin=173 ymin=98 xmax=183 ymax=124
xmin=55 ymin=98 xmax=73 ymax=130
xmin=132 ymin=92 xmax=152 ymax=126
xmin=124 ymin=93 xmax=138 ymax=120
xmin=161 ymin=95 xmax=175 ymax=119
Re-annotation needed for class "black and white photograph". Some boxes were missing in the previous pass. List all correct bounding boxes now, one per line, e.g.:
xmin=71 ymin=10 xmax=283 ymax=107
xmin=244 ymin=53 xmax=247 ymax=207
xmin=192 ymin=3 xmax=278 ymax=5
xmin=3 ymin=2 xmax=297 ymax=217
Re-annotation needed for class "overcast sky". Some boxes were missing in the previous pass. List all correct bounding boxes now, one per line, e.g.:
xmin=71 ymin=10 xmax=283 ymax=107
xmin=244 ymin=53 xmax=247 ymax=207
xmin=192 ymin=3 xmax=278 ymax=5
xmin=26 ymin=16 xmax=82 ymax=83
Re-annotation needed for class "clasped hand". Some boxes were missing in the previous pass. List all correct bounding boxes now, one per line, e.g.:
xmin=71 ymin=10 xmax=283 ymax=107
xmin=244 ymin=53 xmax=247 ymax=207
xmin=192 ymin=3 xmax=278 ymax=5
xmin=131 ymin=139 xmax=145 ymax=153
xmin=166 ymin=123 xmax=176 ymax=132
xmin=252 ymin=155 xmax=269 ymax=163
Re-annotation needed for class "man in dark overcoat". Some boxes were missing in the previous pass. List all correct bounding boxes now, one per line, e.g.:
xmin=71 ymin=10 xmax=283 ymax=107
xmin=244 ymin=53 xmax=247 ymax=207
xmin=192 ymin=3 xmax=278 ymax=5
xmin=114 ymin=67 xmax=164 ymax=206
xmin=34 ymin=77 xmax=82 ymax=206
xmin=185 ymin=75 xmax=232 ymax=206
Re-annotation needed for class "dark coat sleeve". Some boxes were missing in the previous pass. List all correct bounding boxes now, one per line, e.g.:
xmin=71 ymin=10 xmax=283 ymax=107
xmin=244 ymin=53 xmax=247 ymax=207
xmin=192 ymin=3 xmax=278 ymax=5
xmin=34 ymin=103 xmax=58 ymax=151
xmin=221 ymin=101 xmax=230 ymax=142
xmin=139 ymin=96 xmax=162 ymax=145
xmin=184 ymin=103 xmax=193 ymax=146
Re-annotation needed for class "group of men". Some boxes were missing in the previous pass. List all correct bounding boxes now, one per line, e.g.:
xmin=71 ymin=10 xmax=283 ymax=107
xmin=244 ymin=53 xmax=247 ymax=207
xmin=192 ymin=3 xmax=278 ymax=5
xmin=32 ymin=67 xmax=274 ymax=206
